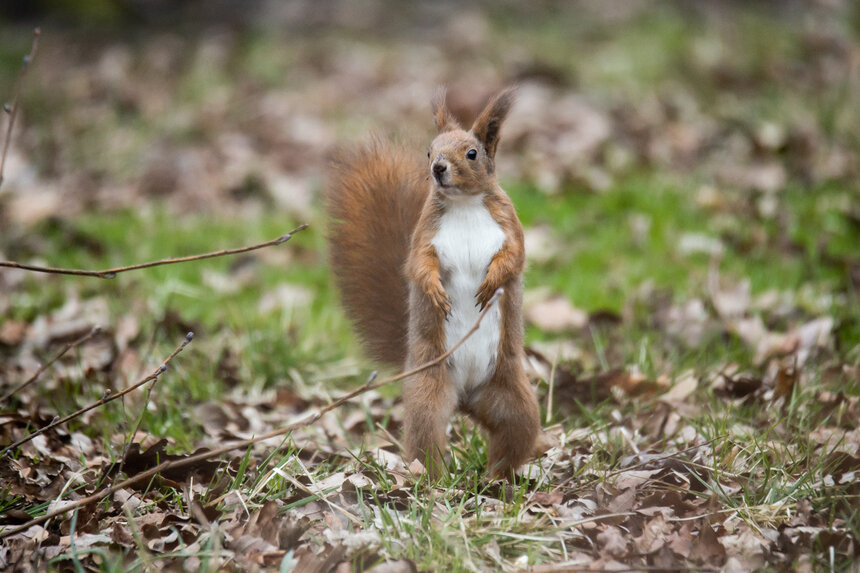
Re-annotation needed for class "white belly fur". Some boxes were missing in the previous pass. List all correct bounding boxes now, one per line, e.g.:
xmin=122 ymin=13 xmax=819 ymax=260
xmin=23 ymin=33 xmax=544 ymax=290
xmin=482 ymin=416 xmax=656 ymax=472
xmin=431 ymin=195 xmax=505 ymax=398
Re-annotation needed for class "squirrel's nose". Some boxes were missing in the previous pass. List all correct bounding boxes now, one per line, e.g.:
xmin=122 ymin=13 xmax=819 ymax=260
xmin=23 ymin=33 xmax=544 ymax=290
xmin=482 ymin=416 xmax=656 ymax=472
xmin=432 ymin=162 xmax=447 ymax=175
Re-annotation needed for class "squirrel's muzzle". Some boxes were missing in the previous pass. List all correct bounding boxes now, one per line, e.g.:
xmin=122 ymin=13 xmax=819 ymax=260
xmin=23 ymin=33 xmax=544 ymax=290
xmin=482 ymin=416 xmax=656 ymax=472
xmin=432 ymin=160 xmax=449 ymax=185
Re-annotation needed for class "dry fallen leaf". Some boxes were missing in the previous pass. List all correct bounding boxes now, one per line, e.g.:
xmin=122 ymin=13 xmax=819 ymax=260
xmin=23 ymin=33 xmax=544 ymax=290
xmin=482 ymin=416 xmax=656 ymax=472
xmin=719 ymin=525 xmax=769 ymax=570
xmin=0 ymin=320 xmax=28 ymax=346
xmin=525 ymin=293 xmax=588 ymax=333
xmin=523 ymin=225 xmax=560 ymax=263
xmin=677 ymin=232 xmax=724 ymax=256
xmin=258 ymin=284 xmax=315 ymax=314
xmin=364 ymin=560 xmax=419 ymax=573
xmin=596 ymin=526 xmax=629 ymax=559
xmin=689 ymin=522 xmax=727 ymax=565
xmin=711 ymin=279 xmax=751 ymax=320
xmin=659 ymin=371 xmax=698 ymax=404
xmin=633 ymin=514 xmax=669 ymax=555
xmin=530 ymin=491 xmax=564 ymax=507
xmin=613 ymin=469 xmax=662 ymax=491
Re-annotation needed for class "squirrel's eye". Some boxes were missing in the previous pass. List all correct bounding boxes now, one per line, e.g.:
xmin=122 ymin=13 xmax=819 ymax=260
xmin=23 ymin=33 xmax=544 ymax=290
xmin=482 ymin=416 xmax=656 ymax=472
xmin=427 ymin=151 xmax=430 ymax=158
xmin=466 ymin=149 xmax=477 ymax=160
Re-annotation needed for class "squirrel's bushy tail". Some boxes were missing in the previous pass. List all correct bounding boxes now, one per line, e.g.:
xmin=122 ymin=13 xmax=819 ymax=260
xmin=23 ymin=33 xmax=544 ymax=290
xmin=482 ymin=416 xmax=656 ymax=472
xmin=325 ymin=139 xmax=428 ymax=367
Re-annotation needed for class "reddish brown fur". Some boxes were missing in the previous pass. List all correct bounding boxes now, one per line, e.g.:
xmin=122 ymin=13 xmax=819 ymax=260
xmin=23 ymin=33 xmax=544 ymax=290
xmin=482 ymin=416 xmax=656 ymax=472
xmin=405 ymin=205 xmax=449 ymax=317
xmin=326 ymin=89 xmax=542 ymax=480
xmin=431 ymin=87 xmax=462 ymax=134
xmin=325 ymin=139 xmax=428 ymax=367
xmin=476 ymin=189 xmax=525 ymax=309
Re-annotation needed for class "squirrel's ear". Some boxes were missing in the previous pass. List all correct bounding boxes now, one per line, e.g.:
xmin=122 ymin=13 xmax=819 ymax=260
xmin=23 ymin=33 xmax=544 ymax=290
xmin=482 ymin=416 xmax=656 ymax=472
xmin=431 ymin=87 xmax=461 ymax=133
xmin=470 ymin=87 xmax=516 ymax=160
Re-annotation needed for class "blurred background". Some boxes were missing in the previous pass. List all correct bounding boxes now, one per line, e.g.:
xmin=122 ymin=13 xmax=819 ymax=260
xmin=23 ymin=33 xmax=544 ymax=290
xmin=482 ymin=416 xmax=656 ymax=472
xmin=1 ymin=3 xmax=859 ymax=569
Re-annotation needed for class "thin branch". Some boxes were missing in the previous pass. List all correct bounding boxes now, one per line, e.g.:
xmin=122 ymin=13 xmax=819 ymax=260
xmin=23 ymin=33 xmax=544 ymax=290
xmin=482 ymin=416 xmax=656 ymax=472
xmin=0 ymin=224 xmax=308 ymax=278
xmin=0 ymin=326 xmax=100 ymax=403
xmin=0 ymin=288 xmax=505 ymax=539
xmin=0 ymin=332 xmax=194 ymax=457
xmin=116 ymin=330 xmax=171 ymax=479
xmin=0 ymin=28 xmax=40 ymax=190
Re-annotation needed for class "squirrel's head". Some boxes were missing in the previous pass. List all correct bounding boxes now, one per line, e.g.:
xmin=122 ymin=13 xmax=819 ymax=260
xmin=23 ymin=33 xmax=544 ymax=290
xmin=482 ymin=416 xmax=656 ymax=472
xmin=427 ymin=87 xmax=516 ymax=197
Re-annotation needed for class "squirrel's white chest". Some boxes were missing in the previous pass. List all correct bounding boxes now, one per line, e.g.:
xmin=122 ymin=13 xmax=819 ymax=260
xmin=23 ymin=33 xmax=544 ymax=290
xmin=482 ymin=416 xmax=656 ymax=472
xmin=431 ymin=196 xmax=505 ymax=397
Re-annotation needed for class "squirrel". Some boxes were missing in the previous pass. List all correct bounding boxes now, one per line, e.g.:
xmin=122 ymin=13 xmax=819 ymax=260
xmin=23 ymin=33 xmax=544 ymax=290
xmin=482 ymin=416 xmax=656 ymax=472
xmin=325 ymin=87 xmax=541 ymax=479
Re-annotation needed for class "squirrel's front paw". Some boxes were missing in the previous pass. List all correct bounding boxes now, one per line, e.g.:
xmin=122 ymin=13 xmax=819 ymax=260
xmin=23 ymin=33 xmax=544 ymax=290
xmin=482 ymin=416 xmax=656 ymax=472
xmin=425 ymin=280 xmax=452 ymax=317
xmin=475 ymin=278 xmax=500 ymax=310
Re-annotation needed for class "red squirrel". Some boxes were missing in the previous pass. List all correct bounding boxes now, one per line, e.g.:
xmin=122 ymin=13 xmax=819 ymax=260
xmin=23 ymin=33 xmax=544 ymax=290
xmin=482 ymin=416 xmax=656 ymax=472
xmin=325 ymin=87 xmax=541 ymax=479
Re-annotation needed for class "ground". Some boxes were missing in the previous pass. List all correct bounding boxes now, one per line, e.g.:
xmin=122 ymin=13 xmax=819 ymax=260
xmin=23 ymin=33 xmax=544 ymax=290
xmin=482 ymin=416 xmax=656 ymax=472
xmin=0 ymin=1 xmax=858 ymax=571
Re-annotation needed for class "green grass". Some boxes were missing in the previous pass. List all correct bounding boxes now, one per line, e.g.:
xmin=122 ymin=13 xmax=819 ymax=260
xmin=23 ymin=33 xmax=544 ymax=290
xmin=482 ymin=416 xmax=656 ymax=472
xmin=3 ymin=159 xmax=857 ymax=571
xmin=509 ymin=174 xmax=857 ymax=317
xmin=4 ymin=207 xmax=359 ymax=451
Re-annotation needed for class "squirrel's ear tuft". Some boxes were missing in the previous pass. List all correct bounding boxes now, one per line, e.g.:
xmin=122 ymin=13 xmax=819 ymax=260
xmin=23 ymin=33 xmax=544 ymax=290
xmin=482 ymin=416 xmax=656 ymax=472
xmin=470 ymin=87 xmax=516 ymax=160
xmin=431 ymin=87 xmax=461 ymax=133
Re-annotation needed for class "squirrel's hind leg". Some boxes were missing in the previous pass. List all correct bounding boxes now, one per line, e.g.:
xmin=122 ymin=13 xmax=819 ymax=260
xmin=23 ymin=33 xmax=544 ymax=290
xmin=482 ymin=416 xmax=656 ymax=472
xmin=469 ymin=357 xmax=541 ymax=480
xmin=402 ymin=282 xmax=456 ymax=478
xmin=401 ymin=364 xmax=456 ymax=478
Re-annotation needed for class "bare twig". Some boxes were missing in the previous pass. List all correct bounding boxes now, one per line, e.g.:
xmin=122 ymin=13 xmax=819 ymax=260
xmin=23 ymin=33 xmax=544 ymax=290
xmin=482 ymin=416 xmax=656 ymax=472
xmin=0 ymin=288 xmax=505 ymax=539
xmin=0 ymin=326 xmax=100 ymax=404
xmin=0 ymin=28 xmax=40 ymax=190
xmin=0 ymin=332 xmax=194 ymax=457
xmin=116 ymin=363 xmax=165 ymax=480
xmin=0 ymin=224 xmax=308 ymax=278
